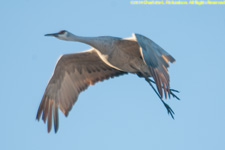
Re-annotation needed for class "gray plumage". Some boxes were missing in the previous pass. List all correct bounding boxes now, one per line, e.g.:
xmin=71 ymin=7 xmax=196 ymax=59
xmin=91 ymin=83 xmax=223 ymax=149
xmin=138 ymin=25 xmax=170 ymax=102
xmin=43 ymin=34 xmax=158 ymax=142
xmin=36 ymin=30 xmax=179 ymax=133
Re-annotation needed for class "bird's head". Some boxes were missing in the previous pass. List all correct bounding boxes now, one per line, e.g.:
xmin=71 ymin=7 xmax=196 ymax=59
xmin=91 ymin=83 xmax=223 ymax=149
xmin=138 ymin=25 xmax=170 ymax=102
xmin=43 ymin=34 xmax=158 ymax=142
xmin=45 ymin=30 xmax=71 ymax=41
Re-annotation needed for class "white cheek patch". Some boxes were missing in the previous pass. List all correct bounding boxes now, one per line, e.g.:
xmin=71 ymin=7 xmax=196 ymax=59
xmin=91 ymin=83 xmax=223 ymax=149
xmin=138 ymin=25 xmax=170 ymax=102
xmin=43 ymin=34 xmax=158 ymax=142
xmin=57 ymin=34 xmax=68 ymax=40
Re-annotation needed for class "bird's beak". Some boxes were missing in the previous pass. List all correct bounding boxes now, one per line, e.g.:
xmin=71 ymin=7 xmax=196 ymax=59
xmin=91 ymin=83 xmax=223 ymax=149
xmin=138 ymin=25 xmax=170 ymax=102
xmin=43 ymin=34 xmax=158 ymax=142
xmin=44 ymin=33 xmax=59 ymax=37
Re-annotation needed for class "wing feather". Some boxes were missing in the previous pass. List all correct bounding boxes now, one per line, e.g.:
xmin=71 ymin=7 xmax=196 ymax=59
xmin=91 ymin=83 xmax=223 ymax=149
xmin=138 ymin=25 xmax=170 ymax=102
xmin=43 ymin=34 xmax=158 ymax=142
xmin=133 ymin=33 xmax=175 ymax=99
xmin=36 ymin=49 xmax=127 ymax=132
xmin=47 ymin=100 xmax=53 ymax=132
xmin=53 ymin=103 xmax=59 ymax=133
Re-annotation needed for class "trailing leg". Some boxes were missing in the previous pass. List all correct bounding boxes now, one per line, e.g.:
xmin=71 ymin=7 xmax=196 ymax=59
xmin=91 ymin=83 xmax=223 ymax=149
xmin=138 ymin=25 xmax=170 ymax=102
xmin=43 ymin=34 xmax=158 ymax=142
xmin=144 ymin=77 xmax=175 ymax=119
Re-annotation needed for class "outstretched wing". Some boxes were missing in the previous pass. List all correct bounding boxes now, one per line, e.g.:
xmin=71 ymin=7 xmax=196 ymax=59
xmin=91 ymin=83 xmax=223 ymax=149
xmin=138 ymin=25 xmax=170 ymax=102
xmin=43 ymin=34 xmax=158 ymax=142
xmin=133 ymin=33 xmax=175 ymax=99
xmin=36 ymin=49 xmax=127 ymax=133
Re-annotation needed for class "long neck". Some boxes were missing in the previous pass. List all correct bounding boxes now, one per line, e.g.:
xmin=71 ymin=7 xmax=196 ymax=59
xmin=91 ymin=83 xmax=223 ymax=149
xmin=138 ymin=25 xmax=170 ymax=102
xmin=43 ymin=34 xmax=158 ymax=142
xmin=67 ymin=33 xmax=112 ymax=54
xmin=68 ymin=33 xmax=98 ymax=46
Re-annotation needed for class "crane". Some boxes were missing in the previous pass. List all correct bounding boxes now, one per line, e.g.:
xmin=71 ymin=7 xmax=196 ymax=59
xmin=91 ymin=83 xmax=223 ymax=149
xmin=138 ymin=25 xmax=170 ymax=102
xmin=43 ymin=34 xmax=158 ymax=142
xmin=36 ymin=30 xmax=179 ymax=133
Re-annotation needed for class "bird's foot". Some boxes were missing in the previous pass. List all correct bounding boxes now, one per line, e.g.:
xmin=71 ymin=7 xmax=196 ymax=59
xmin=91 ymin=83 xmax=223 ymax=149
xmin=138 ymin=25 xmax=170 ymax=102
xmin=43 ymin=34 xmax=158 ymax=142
xmin=170 ymin=89 xmax=180 ymax=100
xmin=161 ymin=100 xmax=175 ymax=119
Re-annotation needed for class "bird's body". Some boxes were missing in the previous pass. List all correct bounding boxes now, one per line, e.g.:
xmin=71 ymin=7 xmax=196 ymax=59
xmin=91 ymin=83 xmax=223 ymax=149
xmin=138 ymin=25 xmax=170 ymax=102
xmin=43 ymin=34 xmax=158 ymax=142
xmin=37 ymin=30 xmax=179 ymax=133
xmin=88 ymin=37 xmax=144 ymax=72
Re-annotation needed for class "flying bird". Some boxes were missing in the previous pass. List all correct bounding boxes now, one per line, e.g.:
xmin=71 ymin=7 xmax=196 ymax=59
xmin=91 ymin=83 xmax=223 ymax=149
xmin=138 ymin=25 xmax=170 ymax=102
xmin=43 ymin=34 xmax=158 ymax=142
xmin=36 ymin=30 xmax=179 ymax=133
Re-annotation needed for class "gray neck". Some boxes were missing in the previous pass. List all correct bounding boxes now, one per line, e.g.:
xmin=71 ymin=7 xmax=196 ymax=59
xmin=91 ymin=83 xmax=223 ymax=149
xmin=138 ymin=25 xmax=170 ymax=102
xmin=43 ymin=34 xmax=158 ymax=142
xmin=66 ymin=33 xmax=111 ymax=54
xmin=67 ymin=33 xmax=96 ymax=46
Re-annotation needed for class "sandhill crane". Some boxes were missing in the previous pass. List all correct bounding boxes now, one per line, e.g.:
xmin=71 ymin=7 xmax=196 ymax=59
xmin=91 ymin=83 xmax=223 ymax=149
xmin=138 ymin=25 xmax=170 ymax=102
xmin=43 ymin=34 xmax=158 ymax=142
xmin=36 ymin=30 xmax=179 ymax=133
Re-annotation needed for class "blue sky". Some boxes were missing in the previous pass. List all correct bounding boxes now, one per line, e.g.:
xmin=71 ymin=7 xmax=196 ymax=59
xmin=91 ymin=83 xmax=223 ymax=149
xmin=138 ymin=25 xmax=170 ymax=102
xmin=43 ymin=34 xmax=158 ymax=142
xmin=1 ymin=0 xmax=225 ymax=150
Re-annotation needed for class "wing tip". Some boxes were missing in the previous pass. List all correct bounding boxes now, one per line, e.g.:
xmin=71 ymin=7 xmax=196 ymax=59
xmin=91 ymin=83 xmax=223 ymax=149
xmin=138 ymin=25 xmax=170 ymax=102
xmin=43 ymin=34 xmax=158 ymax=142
xmin=166 ymin=55 xmax=176 ymax=63
xmin=47 ymin=100 xmax=53 ymax=133
xmin=36 ymin=97 xmax=61 ymax=133
xmin=54 ymin=104 xmax=59 ymax=133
